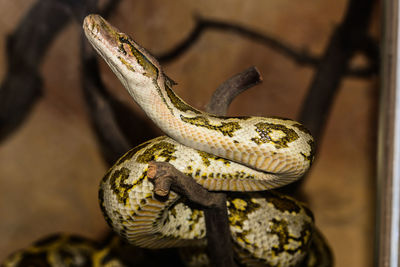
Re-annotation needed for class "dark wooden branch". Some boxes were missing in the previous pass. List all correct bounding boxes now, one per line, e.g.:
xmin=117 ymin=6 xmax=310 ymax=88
xmin=0 ymin=0 xmax=74 ymax=142
xmin=205 ymin=66 xmax=262 ymax=115
xmin=276 ymin=0 xmax=377 ymax=196
xmin=147 ymin=162 xmax=225 ymax=208
xmin=148 ymin=162 xmax=234 ymax=267
xmin=0 ymin=0 xmax=122 ymax=143
xmin=202 ymin=196 xmax=234 ymax=267
xmin=147 ymin=163 xmax=235 ymax=267
xmin=156 ymin=16 xmax=378 ymax=78
xmin=0 ymin=0 xmax=127 ymax=161
xmin=145 ymin=68 xmax=261 ymax=267
xmin=81 ymin=41 xmax=131 ymax=164
xmin=298 ymin=0 xmax=375 ymax=144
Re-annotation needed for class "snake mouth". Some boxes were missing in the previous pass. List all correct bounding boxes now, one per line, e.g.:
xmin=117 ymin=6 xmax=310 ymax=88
xmin=83 ymin=14 xmax=118 ymax=39
xmin=83 ymin=14 xmax=99 ymax=36
xmin=83 ymin=14 xmax=122 ymax=54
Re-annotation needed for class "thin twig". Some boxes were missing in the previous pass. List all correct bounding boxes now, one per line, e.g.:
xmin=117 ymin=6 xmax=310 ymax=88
xmin=156 ymin=16 xmax=378 ymax=78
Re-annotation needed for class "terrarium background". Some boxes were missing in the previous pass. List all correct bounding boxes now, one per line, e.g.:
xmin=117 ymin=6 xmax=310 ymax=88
xmin=0 ymin=0 xmax=378 ymax=266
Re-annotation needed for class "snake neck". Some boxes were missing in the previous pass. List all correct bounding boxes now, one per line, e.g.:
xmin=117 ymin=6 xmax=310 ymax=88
xmin=82 ymin=14 xmax=204 ymax=137
xmin=127 ymin=72 xmax=205 ymax=136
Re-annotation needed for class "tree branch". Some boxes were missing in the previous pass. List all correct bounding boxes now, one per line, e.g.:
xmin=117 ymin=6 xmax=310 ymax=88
xmin=298 ymin=0 xmax=376 ymax=144
xmin=0 ymin=0 xmax=123 ymax=143
xmin=0 ymin=0 xmax=73 ymax=142
xmin=205 ymin=66 xmax=262 ymax=115
xmin=276 ymin=0 xmax=377 ymax=196
xmin=156 ymin=16 xmax=378 ymax=78
xmin=147 ymin=162 xmax=235 ymax=267
xmin=147 ymin=162 xmax=226 ymax=208
xmin=146 ymin=67 xmax=261 ymax=267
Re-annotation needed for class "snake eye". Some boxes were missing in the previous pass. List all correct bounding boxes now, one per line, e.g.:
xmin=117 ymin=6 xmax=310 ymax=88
xmin=118 ymin=36 xmax=132 ymax=55
xmin=116 ymin=35 xmax=159 ymax=79
xmin=118 ymin=43 xmax=127 ymax=55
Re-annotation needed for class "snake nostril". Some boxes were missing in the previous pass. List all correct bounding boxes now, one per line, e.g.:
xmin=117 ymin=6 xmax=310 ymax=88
xmin=83 ymin=16 xmax=100 ymax=36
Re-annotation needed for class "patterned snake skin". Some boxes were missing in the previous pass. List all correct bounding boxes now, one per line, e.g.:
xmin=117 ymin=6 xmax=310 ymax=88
xmin=1 ymin=234 xmax=126 ymax=267
xmin=0 ymin=13 xmax=331 ymax=267
xmin=81 ymin=14 xmax=318 ymax=266
xmin=1 ymin=229 xmax=332 ymax=266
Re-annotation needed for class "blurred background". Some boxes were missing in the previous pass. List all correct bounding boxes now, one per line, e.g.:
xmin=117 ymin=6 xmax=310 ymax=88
xmin=0 ymin=0 xmax=379 ymax=266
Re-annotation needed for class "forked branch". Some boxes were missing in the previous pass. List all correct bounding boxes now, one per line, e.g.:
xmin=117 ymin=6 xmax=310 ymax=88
xmin=147 ymin=67 xmax=262 ymax=267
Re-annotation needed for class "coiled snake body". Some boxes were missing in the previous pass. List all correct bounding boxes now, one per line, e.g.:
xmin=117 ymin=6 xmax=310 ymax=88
xmin=82 ymin=14 xmax=316 ymax=266
xmin=0 ymin=14 xmax=322 ymax=267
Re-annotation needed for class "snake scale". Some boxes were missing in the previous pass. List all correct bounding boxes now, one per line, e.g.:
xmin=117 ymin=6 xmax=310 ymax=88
xmin=1 ymin=14 xmax=330 ymax=267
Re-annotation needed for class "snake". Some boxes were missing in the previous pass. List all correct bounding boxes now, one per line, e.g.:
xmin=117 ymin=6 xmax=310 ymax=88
xmin=0 ymin=234 xmax=127 ymax=267
xmin=1 ymin=230 xmax=332 ymax=267
xmin=0 ymin=13 xmax=322 ymax=267
xmin=81 ymin=14 xmax=317 ymax=266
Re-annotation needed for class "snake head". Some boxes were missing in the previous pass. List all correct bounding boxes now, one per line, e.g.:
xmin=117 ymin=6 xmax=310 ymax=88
xmin=83 ymin=14 xmax=162 ymax=98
